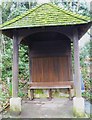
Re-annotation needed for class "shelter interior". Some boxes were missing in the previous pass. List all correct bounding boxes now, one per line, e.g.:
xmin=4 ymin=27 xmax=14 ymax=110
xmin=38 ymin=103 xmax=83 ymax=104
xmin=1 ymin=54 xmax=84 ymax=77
xmin=26 ymin=32 xmax=72 ymax=83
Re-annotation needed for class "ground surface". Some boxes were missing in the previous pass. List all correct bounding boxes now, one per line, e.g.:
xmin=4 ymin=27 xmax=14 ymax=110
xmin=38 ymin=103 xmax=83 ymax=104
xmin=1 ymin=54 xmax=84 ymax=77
xmin=21 ymin=98 xmax=73 ymax=118
xmin=0 ymin=98 xmax=91 ymax=119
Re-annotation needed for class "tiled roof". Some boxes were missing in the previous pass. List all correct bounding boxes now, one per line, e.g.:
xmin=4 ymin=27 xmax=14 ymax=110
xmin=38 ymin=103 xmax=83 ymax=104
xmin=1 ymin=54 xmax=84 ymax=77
xmin=0 ymin=3 xmax=91 ymax=30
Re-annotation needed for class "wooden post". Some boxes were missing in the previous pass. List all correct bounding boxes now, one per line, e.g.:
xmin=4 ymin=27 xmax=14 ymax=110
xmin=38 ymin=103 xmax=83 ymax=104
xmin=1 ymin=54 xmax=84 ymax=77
xmin=31 ymin=89 xmax=34 ymax=100
xmin=10 ymin=32 xmax=22 ymax=115
xmin=48 ymin=89 xmax=52 ymax=100
xmin=73 ymin=29 xmax=85 ymax=117
xmin=12 ymin=32 xmax=19 ymax=97
xmin=73 ymin=29 xmax=81 ymax=98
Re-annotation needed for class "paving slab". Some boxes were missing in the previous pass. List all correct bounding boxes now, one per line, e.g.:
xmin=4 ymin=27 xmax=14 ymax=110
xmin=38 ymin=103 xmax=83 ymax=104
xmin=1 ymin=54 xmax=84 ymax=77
xmin=20 ymin=98 xmax=73 ymax=118
xmin=0 ymin=98 xmax=91 ymax=118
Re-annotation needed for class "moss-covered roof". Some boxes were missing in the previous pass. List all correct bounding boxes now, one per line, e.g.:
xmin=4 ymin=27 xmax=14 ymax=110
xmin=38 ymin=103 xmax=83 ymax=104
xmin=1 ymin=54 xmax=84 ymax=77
xmin=0 ymin=3 xmax=91 ymax=30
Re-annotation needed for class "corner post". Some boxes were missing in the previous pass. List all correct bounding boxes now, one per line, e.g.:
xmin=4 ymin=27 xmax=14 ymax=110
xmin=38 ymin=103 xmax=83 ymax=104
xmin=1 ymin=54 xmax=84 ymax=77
xmin=12 ymin=33 xmax=19 ymax=97
xmin=10 ymin=31 xmax=21 ymax=116
xmin=73 ymin=28 xmax=85 ymax=117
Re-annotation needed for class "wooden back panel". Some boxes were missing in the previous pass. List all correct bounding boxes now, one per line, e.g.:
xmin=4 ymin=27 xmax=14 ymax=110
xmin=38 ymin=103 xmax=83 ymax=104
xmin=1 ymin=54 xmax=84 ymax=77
xmin=29 ymin=34 xmax=72 ymax=83
xmin=32 ymin=56 xmax=72 ymax=82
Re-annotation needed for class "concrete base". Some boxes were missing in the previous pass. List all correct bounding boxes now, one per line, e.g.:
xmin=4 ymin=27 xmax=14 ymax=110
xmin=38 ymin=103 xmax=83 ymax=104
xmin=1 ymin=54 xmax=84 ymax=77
xmin=73 ymin=97 xmax=85 ymax=117
xmin=10 ymin=97 xmax=22 ymax=116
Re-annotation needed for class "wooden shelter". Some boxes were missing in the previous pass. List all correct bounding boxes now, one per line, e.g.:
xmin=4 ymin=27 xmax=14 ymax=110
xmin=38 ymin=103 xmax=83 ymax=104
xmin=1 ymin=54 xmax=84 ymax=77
xmin=0 ymin=3 xmax=92 ymax=116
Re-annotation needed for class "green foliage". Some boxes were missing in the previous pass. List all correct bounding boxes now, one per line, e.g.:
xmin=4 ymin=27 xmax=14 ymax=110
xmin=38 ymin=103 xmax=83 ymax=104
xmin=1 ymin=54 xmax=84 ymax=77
xmin=9 ymin=82 xmax=12 ymax=96
xmin=78 ymin=2 xmax=89 ymax=16
xmin=2 ymin=2 xmax=13 ymax=23
xmin=80 ymin=41 xmax=91 ymax=102
xmin=7 ymin=5 xmax=28 ymax=20
xmin=35 ymin=90 xmax=43 ymax=94
xmin=2 ymin=1 xmax=37 ymax=23
xmin=2 ymin=37 xmax=13 ymax=80
xmin=0 ymin=81 xmax=9 ymax=109
xmin=50 ymin=0 xmax=90 ymax=16
xmin=1 ymin=2 xmax=29 ymax=81
xmin=80 ymin=41 xmax=90 ymax=80
xmin=18 ymin=90 xmax=25 ymax=97
xmin=2 ymin=37 xmax=29 ymax=81
xmin=82 ymin=91 xmax=92 ymax=102
xmin=19 ymin=45 xmax=29 ymax=80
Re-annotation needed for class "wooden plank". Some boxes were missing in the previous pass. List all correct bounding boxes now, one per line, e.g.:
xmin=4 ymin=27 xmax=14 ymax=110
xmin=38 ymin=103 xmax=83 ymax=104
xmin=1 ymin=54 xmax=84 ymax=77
xmin=29 ymin=81 xmax=73 ymax=87
xmin=31 ymin=56 xmax=72 ymax=83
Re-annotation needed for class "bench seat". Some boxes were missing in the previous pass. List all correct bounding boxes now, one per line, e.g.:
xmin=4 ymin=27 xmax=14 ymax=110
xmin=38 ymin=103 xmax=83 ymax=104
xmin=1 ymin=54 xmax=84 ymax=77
xmin=28 ymin=81 xmax=74 ymax=100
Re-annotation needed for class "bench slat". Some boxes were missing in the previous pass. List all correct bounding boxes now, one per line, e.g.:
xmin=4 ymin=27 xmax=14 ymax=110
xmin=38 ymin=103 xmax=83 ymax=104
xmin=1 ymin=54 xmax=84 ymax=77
xmin=29 ymin=81 xmax=73 ymax=87
xmin=30 ymin=86 xmax=71 ymax=89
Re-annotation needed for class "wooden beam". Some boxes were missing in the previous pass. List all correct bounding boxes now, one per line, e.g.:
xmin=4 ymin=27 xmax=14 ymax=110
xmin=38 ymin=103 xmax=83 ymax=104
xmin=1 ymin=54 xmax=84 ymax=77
xmin=73 ymin=29 xmax=81 ymax=98
xmin=12 ymin=32 xmax=19 ymax=97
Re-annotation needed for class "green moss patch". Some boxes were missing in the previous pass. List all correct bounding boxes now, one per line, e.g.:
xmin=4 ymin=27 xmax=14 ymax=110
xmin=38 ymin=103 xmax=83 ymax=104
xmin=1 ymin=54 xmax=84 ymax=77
xmin=0 ymin=3 xmax=91 ymax=30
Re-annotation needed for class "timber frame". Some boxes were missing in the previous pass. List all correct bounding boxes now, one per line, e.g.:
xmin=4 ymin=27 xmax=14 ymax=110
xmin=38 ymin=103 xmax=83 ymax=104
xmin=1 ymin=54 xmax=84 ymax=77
xmin=0 ymin=3 xmax=92 ymax=116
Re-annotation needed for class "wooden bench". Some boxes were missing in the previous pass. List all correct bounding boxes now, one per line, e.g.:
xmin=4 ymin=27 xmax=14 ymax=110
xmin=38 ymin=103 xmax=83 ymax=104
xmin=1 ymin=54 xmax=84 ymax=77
xmin=28 ymin=81 xmax=74 ymax=100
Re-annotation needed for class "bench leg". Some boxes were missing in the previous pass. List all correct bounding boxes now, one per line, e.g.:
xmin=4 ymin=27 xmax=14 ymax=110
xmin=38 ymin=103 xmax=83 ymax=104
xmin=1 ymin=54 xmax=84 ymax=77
xmin=31 ymin=89 xmax=34 ymax=100
xmin=48 ymin=89 xmax=52 ymax=100
xmin=28 ymin=90 xmax=31 ymax=100
xmin=68 ymin=88 xmax=72 ymax=100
